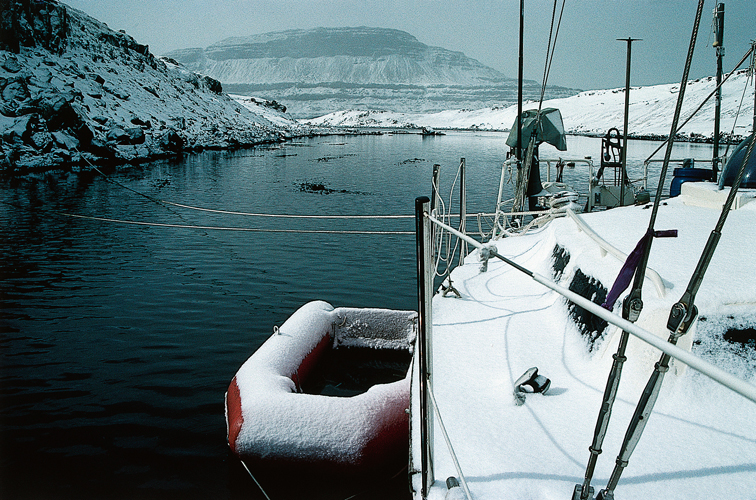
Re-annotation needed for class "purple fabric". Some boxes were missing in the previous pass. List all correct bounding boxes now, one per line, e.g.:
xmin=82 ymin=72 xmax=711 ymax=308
xmin=601 ymin=229 xmax=678 ymax=310
xmin=653 ymin=229 xmax=678 ymax=238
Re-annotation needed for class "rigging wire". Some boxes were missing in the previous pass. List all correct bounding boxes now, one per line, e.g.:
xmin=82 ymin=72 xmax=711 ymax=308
xmin=589 ymin=4 xmax=708 ymax=499
xmin=538 ymin=0 xmax=567 ymax=111
xmin=644 ymin=43 xmax=756 ymax=163
xmin=721 ymin=66 xmax=753 ymax=162
xmin=510 ymin=0 xmax=566 ymax=216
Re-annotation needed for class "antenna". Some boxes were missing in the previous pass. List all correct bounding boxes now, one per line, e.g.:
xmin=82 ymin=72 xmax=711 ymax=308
xmin=616 ymin=37 xmax=642 ymax=207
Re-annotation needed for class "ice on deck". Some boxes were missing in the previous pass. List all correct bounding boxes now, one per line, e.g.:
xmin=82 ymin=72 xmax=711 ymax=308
xmin=411 ymin=193 xmax=756 ymax=500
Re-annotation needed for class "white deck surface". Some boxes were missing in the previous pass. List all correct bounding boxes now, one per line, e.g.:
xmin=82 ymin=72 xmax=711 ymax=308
xmin=411 ymin=185 xmax=756 ymax=499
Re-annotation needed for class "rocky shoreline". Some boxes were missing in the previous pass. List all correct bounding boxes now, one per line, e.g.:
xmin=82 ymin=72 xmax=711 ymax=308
xmin=0 ymin=0 xmax=303 ymax=175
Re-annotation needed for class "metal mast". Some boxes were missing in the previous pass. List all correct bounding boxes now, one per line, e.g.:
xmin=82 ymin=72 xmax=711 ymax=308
xmin=713 ymin=3 xmax=725 ymax=180
xmin=517 ymin=0 xmax=524 ymax=164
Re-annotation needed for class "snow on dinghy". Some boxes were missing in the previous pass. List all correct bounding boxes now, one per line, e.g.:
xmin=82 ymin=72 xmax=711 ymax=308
xmin=225 ymin=300 xmax=416 ymax=477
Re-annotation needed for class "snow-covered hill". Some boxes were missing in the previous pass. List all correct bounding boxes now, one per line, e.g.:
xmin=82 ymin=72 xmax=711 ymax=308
xmin=169 ymin=27 xmax=508 ymax=86
xmin=304 ymin=70 xmax=755 ymax=141
xmin=166 ymin=27 xmax=579 ymax=118
xmin=0 ymin=0 xmax=304 ymax=173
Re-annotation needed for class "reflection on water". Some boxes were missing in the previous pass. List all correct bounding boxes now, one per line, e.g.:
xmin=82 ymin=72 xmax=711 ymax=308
xmin=0 ymin=132 xmax=713 ymax=499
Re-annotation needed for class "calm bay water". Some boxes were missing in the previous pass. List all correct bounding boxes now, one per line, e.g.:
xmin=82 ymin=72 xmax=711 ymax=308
xmin=0 ymin=131 xmax=714 ymax=499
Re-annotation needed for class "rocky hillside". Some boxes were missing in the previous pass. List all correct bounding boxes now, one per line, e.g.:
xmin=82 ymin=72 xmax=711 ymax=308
xmin=0 ymin=0 xmax=302 ymax=173
xmin=166 ymin=27 xmax=579 ymax=118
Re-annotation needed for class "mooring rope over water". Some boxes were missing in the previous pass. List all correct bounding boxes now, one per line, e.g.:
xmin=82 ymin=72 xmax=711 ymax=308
xmin=77 ymin=148 xmax=415 ymax=224
xmin=32 ymin=153 xmax=416 ymax=233
xmin=1 ymin=200 xmax=414 ymax=235
xmin=161 ymin=200 xmax=413 ymax=219
xmin=55 ymin=211 xmax=415 ymax=235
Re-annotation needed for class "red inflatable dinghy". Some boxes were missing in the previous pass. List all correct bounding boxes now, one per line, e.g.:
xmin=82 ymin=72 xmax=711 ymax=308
xmin=225 ymin=301 xmax=416 ymax=476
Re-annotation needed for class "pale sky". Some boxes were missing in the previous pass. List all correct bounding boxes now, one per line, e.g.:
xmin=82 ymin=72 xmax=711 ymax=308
xmin=63 ymin=0 xmax=754 ymax=91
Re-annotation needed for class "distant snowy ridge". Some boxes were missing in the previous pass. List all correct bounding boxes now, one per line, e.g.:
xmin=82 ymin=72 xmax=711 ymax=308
xmin=0 ymin=0 xmax=304 ymax=173
xmin=179 ymin=54 xmax=502 ymax=87
xmin=167 ymin=27 xmax=509 ymax=86
xmin=166 ymin=27 xmax=579 ymax=118
xmin=304 ymin=71 xmax=755 ymax=141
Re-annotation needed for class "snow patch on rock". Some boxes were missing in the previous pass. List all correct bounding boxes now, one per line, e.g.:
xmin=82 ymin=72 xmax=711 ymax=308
xmin=0 ymin=0 xmax=305 ymax=173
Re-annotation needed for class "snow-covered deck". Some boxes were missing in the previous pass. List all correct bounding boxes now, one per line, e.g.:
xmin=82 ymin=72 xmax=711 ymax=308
xmin=411 ymin=184 xmax=756 ymax=500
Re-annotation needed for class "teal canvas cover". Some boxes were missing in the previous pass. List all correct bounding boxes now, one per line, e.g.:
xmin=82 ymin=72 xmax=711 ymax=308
xmin=506 ymin=108 xmax=568 ymax=151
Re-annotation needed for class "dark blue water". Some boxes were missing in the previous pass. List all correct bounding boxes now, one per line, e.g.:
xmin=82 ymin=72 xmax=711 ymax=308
xmin=0 ymin=132 xmax=712 ymax=499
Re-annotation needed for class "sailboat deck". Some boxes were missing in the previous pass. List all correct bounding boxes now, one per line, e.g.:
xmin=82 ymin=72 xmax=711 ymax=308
xmin=411 ymin=186 xmax=756 ymax=500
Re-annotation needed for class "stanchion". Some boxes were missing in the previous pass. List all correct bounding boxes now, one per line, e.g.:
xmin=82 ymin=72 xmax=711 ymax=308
xmin=415 ymin=196 xmax=434 ymax=498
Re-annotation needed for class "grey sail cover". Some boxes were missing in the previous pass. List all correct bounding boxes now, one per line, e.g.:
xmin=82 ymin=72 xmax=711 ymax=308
xmin=506 ymin=107 xmax=568 ymax=151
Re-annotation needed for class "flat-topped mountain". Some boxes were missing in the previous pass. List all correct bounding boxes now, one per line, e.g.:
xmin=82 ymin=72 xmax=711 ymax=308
xmin=166 ymin=27 xmax=579 ymax=118
xmin=167 ymin=27 xmax=509 ymax=86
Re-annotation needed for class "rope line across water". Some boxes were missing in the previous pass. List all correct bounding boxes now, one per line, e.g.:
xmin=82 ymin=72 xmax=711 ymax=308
xmin=161 ymin=200 xmax=414 ymax=219
xmin=59 ymin=212 xmax=415 ymax=234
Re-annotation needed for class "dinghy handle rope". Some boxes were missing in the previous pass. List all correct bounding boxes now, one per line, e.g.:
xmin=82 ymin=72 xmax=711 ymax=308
xmin=424 ymin=212 xmax=756 ymax=405
xmin=239 ymin=460 xmax=273 ymax=500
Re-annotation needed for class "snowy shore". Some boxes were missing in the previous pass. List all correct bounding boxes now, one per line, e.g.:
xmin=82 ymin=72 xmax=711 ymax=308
xmin=3 ymin=1 xmax=753 ymax=175
xmin=303 ymin=71 xmax=755 ymax=142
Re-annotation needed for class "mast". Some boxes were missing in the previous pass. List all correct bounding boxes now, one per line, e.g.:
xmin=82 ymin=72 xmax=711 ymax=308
xmin=713 ymin=3 xmax=725 ymax=180
xmin=517 ymin=0 xmax=524 ymax=163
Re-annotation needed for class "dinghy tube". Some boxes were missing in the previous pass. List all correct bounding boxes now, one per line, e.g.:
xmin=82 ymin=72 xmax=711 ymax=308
xmin=225 ymin=300 xmax=416 ymax=477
